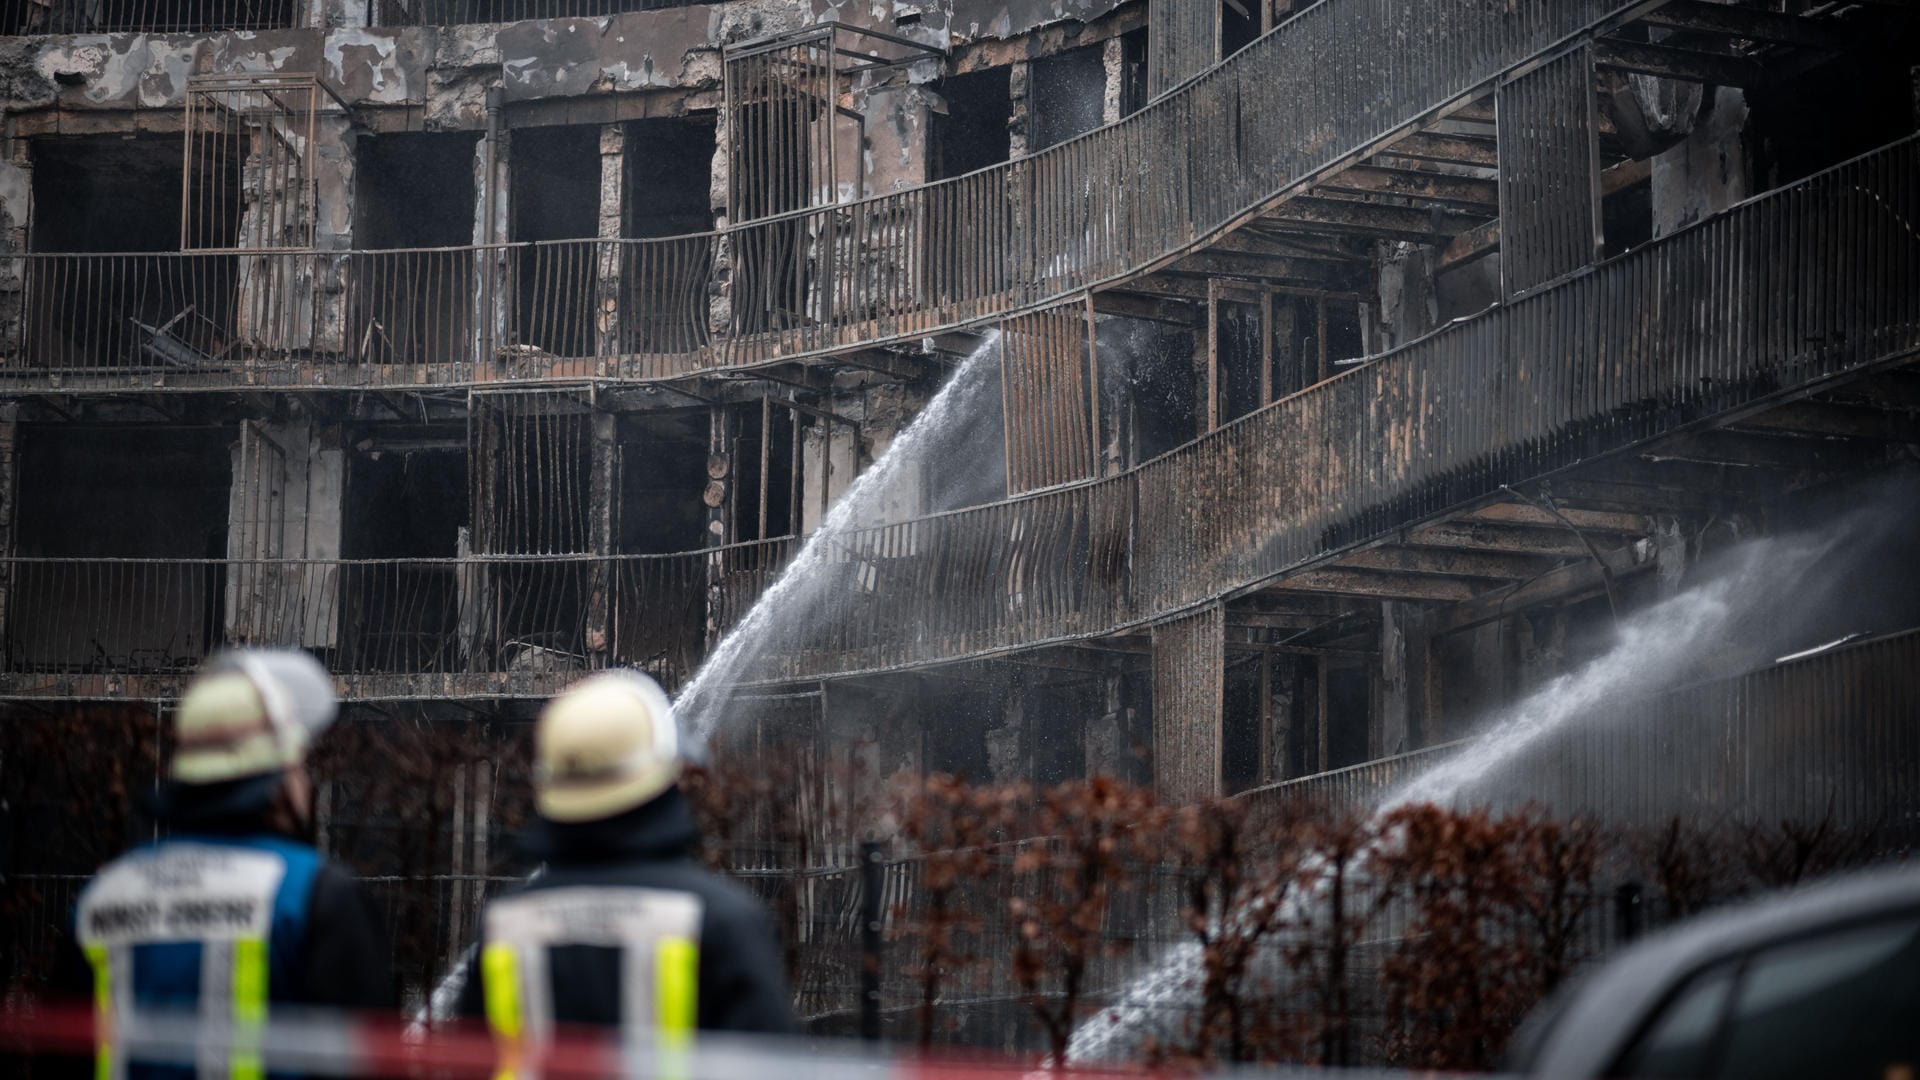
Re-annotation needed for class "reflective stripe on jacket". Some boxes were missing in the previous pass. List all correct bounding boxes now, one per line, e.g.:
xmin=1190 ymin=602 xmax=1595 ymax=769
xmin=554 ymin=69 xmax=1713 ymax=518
xmin=76 ymin=836 xmax=323 ymax=1080
xmin=480 ymin=885 xmax=703 ymax=1047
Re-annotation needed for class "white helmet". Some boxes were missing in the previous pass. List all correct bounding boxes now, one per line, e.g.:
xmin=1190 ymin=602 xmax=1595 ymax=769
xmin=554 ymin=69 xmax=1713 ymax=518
xmin=534 ymin=671 xmax=680 ymax=823
xmin=170 ymin=649 xmax=337 ymax=785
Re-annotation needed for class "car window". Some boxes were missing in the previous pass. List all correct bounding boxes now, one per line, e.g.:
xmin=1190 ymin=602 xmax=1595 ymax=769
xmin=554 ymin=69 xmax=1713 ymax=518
xmin=1714 ymin=915 xmax=1920 ymax=1080
xmin=1612 ymin=961 xmax=1737 ymax=1079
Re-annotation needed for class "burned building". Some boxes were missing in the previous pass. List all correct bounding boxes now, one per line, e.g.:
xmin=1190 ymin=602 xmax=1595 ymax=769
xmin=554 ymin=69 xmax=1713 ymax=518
xmin=2 ymin=0 xmax=1919 ymax=1021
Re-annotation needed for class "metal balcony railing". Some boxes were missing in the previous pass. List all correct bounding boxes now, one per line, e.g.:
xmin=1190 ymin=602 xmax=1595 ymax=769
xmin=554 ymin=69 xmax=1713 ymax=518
xmin=0 ymin=545 xmax=791 ymax=691
xmin=0 ymin=237 xmax=713 ymax=385
xmin=2 ymin=137 xmax=1916 ymax=693
xmin=0 ymin=0 xmax=305 ymax=34
xmin=3 ymin=1 xmax=1667 ymax=388
xmin=728 ymin=136 xmax=1920 ymax=682
xmin=1242 ymin=629 xmax=1920 ymax=833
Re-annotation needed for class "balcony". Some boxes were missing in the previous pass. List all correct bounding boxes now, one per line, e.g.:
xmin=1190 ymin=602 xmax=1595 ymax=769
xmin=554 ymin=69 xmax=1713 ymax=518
xmin=0 ymin=543 xmax=790 ymax=700
xmin=2 ymin=0 xmax=1709 ymax=391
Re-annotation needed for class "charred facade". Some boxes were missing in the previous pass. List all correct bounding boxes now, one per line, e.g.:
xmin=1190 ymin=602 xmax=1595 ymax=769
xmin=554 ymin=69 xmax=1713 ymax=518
xmin=2 ymin=0 xmax=1919 ymax=1021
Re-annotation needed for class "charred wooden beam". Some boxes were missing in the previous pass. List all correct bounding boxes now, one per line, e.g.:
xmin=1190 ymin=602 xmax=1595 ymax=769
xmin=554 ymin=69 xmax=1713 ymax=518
xmin=1091 ymin=291 xmax=1201 ymax=324
xmin=1596 ymin=38 xmax=1766 ymax=89
xmin=1447 ymin=99 xmax=1498 ymax=125
xmin=1207 ymin=229 xmax=1371 ymax=262
xmin=1404 ymin=520 xmax=1597 ymax=559
xmin=1828 ymin=369 xmax=1920 ymax=412
xmin=1315 ymin=165 xmax=1501 ymax=211
xmin=1728 ymin=401 xmax=1920 ymax=442
xmin=1576 ymin=456 xmax=1788 ymax=502
xmin=1262 ymin=196 xmax=1485 ymax=242
xmin=1274 ymin=568 xmax=1480 ymax=603
xmin=1439 ymin=156 xmax=1647 ymax=271
xmin=1440 ymin=218 xmax=1501 ymax=270
xmin=1380 ymin=131 xmax=1499 ymax=168
xmin=1165 ymin=251 xmax=1369 ymax=287
xmin=1334 ymin=545 xmax=1559 ymax=581
xmin=1227 ymin=612 xmax=1349 ymax=632
xmin=1105 ymin=274 xmax=1214 ymax=302
xmin=1434 ymin=541 xmax=1655 ymax=634
xmin=1642 ymin=430 xmax=1875 ymax=471
xmin=1458 ymin=502 xmax=1652 ymax=535
xmin=1641 ymin=0 xmax=1851 ymax=49
xmin=1544 ymin=478 xmax=1731 ymax=516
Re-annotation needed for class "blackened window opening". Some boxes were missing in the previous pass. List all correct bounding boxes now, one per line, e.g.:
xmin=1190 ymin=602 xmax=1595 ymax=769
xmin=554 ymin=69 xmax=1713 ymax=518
xmin=1029 ymin=44 xmax=1107 ymax=153
xmin=933 ymin=67 xmax=1013 ymax=179
xmin=1221 ymin=0 xmax=1261 ymax=60
xmin=623 ymin=117 xmax=716 ymax=238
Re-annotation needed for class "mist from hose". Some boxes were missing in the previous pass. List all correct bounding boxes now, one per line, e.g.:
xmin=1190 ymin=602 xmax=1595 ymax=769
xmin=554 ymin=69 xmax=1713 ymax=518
xmin=1067 ymin=518 xmax=1858 ymax=1063
xmin=674 ymin=332 xmax=1004 ymax=742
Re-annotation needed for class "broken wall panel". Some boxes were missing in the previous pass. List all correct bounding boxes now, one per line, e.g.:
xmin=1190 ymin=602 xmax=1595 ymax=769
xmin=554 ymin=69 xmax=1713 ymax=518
xmin=1497 ymin=45 xmax=1602 ymax=295
xmin=1000 ymin=303 xmax=1097 ymax=494
xmin=1151 ymin=604 xmax=1224 ymax=805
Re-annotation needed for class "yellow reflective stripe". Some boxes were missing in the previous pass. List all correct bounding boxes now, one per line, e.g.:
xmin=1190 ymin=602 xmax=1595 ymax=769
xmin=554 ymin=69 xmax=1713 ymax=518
xmin=83 ymin=944 xmax=112 ymax=1080
xmin=654 ymin=936 xmax=698 ymax=1043
xmin=231 ymin=936 xmax=267 ymax=1080
xmin=482 ymin=943 xmax=524 ymax=1042
xmin=232 ymin=937 xmax=268 ymax=1022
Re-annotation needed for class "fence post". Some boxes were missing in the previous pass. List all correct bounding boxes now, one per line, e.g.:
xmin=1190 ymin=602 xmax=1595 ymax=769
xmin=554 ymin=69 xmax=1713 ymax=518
xmin=860 ymin=840 xmax=884 ymax=1042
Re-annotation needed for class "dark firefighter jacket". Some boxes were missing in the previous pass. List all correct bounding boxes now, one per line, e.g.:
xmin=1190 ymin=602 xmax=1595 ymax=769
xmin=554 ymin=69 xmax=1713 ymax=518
xmin=59 ymin=774 xmax=396 ymax=1078
xmin=455 ymin=786 xmax=797 ymax=1037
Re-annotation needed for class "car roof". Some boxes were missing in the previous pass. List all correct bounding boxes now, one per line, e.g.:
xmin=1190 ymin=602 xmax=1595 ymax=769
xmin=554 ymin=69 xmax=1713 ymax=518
xmin=1525 ymin=860 xmax=1920 ymax=1079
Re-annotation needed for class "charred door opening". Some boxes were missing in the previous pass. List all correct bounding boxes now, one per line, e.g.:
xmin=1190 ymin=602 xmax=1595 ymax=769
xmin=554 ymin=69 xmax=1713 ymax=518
xmin=10 ymin=425 xmax=232 ymax=671
xmin=932 ymin=67 xmax=1013 ymax=179
xmin=616 ymin=409 xmax=710 ymax=554
xmin=341 ymin=429 xmax=467 ymax=672
xmin=619 ymin=117 xmax=716 ymax=356
xmin=509 ymin=125 xmax=600 ymax=359
xmin=26 ymin=134 xmax=237 ymax=371
xmin=623 ymin=117 xmax=715 ymax=238
xmin=352 ymin=132 xmax=480 ymax=365
xmin=1029 ymin=44 xmax=1107 ymax=153
xmin=728 ymin=401 xmax=799 ymax=542
xmin=468 ymin=394 xmax=593 ymax=671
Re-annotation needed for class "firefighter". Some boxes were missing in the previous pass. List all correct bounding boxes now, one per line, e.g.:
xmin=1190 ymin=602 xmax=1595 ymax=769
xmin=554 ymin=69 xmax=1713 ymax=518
xmin=72 ymin=649 xmax=394 ymax=1076
xmin=457 ymin=671 xmax=795 ymax=1048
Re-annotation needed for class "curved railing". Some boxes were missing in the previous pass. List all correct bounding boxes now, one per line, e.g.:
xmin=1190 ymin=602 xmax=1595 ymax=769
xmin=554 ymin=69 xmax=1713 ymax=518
xmin=2 ymin=0 xmax=1653 ymax=387
xmin=6 ymin=139 xmax=1915 ymax=696
xmin=730 ymin=136 xmax=1920 ymax=681
xmin=0 ymin=541 xmax=792 ymax=695
xmin=1243 ymin=629 xmax=1920 ymax=831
